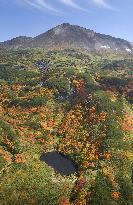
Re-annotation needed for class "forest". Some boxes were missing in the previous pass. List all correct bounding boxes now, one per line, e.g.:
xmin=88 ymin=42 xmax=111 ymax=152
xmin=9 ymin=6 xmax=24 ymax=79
xmin=0 ymin=48 xmax=133 ymax=205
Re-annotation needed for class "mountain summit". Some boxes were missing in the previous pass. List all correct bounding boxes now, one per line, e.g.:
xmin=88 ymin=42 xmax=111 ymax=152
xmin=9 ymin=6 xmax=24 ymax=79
xmin=0 ymin=23 xmax=133 ymax=53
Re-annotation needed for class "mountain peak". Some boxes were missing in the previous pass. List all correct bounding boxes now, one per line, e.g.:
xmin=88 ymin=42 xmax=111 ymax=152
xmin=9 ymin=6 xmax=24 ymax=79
xmin=0 ymin=23 xmax=133 ymax=54
xmin=60 ymin=23 xmax=71 ymax=27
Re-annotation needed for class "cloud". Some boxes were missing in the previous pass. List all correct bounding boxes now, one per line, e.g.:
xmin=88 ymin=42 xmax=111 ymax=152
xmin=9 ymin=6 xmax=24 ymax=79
xmin=24 ymin=0 xmax=59 ymax=13
xmin=24 ymin=0 xmax=42 ymax=10
xmin=92 ymin=0 xmax=113 ymax=10
xmin=59 ymin=0 xmax=86 ymax=11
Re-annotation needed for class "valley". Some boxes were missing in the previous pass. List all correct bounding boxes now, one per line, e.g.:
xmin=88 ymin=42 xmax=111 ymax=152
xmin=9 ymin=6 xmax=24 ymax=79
xmin=0 ymin=47 xmax=133 ymax=204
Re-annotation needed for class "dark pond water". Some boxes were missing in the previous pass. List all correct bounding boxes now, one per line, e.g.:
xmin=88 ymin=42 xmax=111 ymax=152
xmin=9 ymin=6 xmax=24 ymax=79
xmin=40 ymin=151 xmax=79 ymax=176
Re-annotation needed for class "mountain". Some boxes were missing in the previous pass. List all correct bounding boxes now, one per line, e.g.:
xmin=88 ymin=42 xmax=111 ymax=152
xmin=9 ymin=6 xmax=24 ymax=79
xmin=0 ymin=23 xmax=133 ymax=53
xmin=0 ymin=36 xmax=33 ymax=50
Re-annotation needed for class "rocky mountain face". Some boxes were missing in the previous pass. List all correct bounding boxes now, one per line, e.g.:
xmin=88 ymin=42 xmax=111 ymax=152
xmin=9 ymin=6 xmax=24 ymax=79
xmin=0 ymin=36 xmax=33 ymax=50
xmin=0 ymin=23 xmax=133 ymax=53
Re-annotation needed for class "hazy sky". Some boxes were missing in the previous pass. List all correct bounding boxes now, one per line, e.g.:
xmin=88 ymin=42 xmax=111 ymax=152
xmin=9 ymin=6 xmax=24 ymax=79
xmin=0 ymin=0 xmax=133 ymax=42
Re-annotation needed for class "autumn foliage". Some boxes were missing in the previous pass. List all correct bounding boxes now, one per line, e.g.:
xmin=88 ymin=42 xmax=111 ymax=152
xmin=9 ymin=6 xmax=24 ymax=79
xmin=0 ymin=49 xmax=133 ymax=205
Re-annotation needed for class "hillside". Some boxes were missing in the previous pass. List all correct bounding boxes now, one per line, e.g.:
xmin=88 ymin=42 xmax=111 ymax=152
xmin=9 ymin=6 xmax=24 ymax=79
xmin=0 ymin=48 xmax=133 ymax=205
xmin=0 ymin=23 xmax=133 ymax=54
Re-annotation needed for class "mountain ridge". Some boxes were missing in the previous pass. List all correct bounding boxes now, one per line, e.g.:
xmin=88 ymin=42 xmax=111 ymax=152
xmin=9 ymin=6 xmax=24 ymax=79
xmin=0 ymin=23 xmax=133 ymax=53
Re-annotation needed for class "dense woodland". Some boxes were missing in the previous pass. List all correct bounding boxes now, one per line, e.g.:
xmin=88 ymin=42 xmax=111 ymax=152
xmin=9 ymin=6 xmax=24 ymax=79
xmin=0 ymin=48 xmax=133 ymax=205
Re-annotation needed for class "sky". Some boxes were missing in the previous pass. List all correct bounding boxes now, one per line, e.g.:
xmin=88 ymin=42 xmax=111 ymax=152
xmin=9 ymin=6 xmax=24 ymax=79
xmin=0 ymin=0 xmax=133 ymax=42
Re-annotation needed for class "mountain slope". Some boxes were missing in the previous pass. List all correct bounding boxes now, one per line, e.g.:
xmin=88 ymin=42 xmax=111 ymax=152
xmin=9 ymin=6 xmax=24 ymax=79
xmin=0 ymin=23 xmax=133 ymax=53
xmin=0 ymin=36 xmax=33 ymax=50
xmin=0 ymin=48 xmax=133 ymax=205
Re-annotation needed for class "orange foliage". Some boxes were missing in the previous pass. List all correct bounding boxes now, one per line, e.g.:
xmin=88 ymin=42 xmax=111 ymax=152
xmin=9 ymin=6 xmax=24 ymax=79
xmin=121 ymin=112 xmax=133 ymax=132
xmin=3 ymin=136 xmax=15 ymax=149
xmin=72 ymin=79 xmax=86 ymax=94
xmin=111 ymin=191 xmax=121 ymax=201
xmin=58 ymin=197 xmax=71 ymax=205
xmin=41 ymin=120 xmax=55 ymax=131
xmin=0 ymin=149 xmax=12 ymax=163
xmin=103 ymin=152 xmax=111 ymax=160
xmin=15 ymin=154 xmax=26 ymax=164
xmin=58 ymin=100 xmax=108 ymax=169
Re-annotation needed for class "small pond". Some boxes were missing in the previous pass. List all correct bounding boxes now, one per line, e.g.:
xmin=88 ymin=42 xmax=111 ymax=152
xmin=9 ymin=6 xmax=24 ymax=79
xmin=40 ymin=151 xmax=79 ymax=176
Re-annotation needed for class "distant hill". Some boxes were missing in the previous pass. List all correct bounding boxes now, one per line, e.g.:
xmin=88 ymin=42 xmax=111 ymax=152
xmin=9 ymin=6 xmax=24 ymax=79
xmin=0 ymin=36 xmax=33 ymax=50
xmin=0 ymin=23 xmax=133 ymax=53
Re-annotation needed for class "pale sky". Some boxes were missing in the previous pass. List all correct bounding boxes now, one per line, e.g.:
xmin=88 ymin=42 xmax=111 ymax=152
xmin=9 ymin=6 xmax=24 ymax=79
xmin=0 ymin=0 xmax=133 ymax=42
